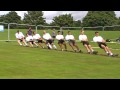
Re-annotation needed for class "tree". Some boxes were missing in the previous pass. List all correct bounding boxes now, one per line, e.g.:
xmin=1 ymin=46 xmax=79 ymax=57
xmin=82 ymin=11 xmax=118 ymax=27
xmin=23 ymin=11 xmax=46 ymax=25
xmin=73 ymin=20 xmax=81 ymax=27
xmin=51 ymin=14 xmax=74 ymax=27
xmin=0 ymin=11 xmax=21 ymax=23
xmin=0 ymin=11 xmax=21 ymax=28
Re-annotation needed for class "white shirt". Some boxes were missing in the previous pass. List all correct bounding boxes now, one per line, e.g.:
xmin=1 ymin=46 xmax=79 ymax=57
xmin=33 ymin=34 xmax=41 ymax=40
xmin=65 ymin=35 xmax=74 ymax=40
xmin=26 ymin=36 xmax=33 ymax=42
xmin=15 ymin=32 xmax=24 ymax=39
xmin=79 ymin=35 xmax=87 ymax=41
xmin=93 ymin=36 xmax=103 ymax=42
xmin=56 ymin=35 xmax=64 ymax=40
xmin=43 ymin=33 xmax=52 ymax=40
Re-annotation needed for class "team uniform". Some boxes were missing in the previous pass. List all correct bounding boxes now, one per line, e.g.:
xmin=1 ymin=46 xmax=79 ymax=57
xmin=43 ymin=33 xmax=57 ymax=49
xmin=26 ymin=36 xmax=34 ymax=43
xmin=26 ymin=35 xmax=38 ymax=47
xmin=79 ymin=35 xmax=90 ymax=45
xmin=15 ymin=32 xmax=25 ymax=41
xmin=93 ymin=35 xmax=118 ymax=56
xmin=15 ymin=32 xmax=28 ymax=46
xmin=93 ymin=36 xmax=107 ymax=49
xmin=43 ymin=33 xmax=54 ymax=44
xmin=79 ymin=34 xmax=98 ymax=54
xmin=56 ymin=35 xmax=65 ymax=44
xmin=65 ymin=34 xmax=82 ymax=52
xmin=33 ymin=34 xmax=44 ymax=43
xmin=65 ymin=35 xmax=76 ymax=45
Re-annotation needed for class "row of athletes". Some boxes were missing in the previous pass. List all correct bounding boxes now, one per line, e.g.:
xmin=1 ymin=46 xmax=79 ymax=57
xmin=15 ymin=30 xmax=118 ymax=57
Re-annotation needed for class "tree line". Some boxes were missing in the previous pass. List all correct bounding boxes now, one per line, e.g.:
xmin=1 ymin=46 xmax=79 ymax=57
xmin=0 ymin=11 xmax=120 ymax=29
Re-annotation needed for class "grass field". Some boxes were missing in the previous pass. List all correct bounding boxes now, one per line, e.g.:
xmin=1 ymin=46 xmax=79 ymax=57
xmin=0 ymin=29 xmax=120 ymax=79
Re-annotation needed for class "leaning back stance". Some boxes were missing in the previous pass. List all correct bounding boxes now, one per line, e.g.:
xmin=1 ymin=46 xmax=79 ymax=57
xmin=15 ymin=30 xmax=28 ymax=46
xmin=65 ymin=31 xmax=82 ymax=52
xmin=56 ymin=31 xmax=67 ymax=51
xmin=93 ymin=31 xmax=118 ymax=56
xmin=79 ymin=30 xmax=98 ymax=54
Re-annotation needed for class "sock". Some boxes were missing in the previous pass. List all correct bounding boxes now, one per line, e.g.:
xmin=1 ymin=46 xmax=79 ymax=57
xmin=110 ymin=53 xmax=113 ymax=55
xmin=88 ymin=50 xmax=90 ymax=53
xmin=53 ymin=45 xmax=57 ymax=49
xmin=49 ymin=44 xmax=52 ymax=49
xmin=106 ymin=52 xmax=109 ymax=54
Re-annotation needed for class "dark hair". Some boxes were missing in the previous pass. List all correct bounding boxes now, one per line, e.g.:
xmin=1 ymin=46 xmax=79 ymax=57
xmin=58 ymin=31 xmax=60 ymax=33
xmin=33 ymin=31 xmax=35 ymax=34
xmin=95 ymin=31 xmax=99 ymax=34
xmin=68 ymin=31 xmax=71 ymax=33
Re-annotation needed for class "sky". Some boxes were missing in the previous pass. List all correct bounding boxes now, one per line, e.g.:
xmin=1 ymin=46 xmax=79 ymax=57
xmin=0 ymin=11 xmax=120 ymax=24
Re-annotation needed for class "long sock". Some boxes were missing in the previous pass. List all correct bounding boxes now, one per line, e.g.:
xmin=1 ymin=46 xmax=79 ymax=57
xmin=49 ymin=44 xmax=52 ymax=49
xmin=53 ymin=45 xmax=57 ymax=49
xmin=110 ymin=53 xmax=113 ymax=55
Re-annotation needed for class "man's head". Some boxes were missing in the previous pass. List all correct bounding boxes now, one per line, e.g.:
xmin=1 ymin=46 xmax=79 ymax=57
xmin=33 ymin=31 xmax=36 ymax=35
xmin=80 ymin=30 xmax=84 ymax=35
xmin=95 ymin=31 xmax=99 ymax=36
xmin=68 ymin=31 xmax=71 ymax=35
xmin=43 ymin=30 xmax=46 ymax=34
xmin=57 ymin=31 xmax=61 ymax=35
xmin=17 ymin=30 xmax=20 ymax=33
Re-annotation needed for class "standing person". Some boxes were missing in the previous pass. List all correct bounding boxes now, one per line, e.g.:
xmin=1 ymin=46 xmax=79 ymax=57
xmin=15 ymin=30 xmax=28 ymax=46
xmin=93 ymin=31 xmax=118 ymax=56
xmin=51 ymin=29 xmax=56 ymax=41
xmin=25 ymin=33 xmax=38 ymax=48
xmin=65 ymin=31 xmax=82 ymax=52
xmin=33 ymin=31 xmax=46 ymax=48
xmin=79 ymin=30 xmax=98 ymax=54
xmin=27 ymin=27 xmax=33 ymax=36
xmin=43 ymin=30 xmax=57 ymax=49
xmin=61 ymin=30 xmax=64 ymax=35
xmin=56 ymin=31 xmax=67 ymax=51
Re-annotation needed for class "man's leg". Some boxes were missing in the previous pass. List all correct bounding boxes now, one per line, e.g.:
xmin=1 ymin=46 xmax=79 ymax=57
xmin=29 ymin=42 xmax=34 ymax=47
xmin=69 ymin=43 xmax=75 ymax=51
xmin=22 ymin=39 xmax=28 ymax=46
xmin=58 ymin=43 xmax=63 ymax=51
xmin=33 ymin=42 xmax=38 ymax=47
xmin=101 ymin=44 xmax=109 ymax=55
xmin=17 ymin=40 xmax=22 ymax=46
xmin=38 ymin=43 xmax=44 ymax=48
xmin=84 ymin=44 xmax=91 ymax=53
xmin=63 ymin=42 xmax=67 ymax=51
xmin=88 ymin=45 xmax=98 ymax=54
xmin=75 ymin=44 xmax=82 ymax=53
xmin=105 ymin=46 xmax=113 ymax=56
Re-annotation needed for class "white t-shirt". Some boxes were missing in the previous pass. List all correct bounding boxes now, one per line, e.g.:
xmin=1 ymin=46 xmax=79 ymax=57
xmin=26 ymin=36 xmax=33 ymax=42
xmin=79 ymin=35 xmax=87 ymax=41
xmin=15 ymin=32 xmax=24 ymax=39
xmin=93 ymin=36 xmax=103 ymax=42
xmin=56 ymin=35 xmax=64 ymax=40
xmin=33 ymin=34 xmax=41 ymax=40
xmin=65 ymin=35 xmax=74 ymax=40
xmin=43 ymin=33 xmax=52 ymax=40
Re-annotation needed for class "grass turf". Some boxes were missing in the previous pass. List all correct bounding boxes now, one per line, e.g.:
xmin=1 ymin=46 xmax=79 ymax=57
xmin=0 ymin=41 xmax=120 ymax=79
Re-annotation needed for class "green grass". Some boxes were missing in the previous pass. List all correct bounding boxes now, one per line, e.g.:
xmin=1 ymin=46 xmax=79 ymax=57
xmin=0 ymin=41 xmax=120 ymax=79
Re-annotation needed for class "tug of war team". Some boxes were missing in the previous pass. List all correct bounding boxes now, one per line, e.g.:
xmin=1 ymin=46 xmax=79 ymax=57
xmin=15 ymin=27 xmax=118 ymax=57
